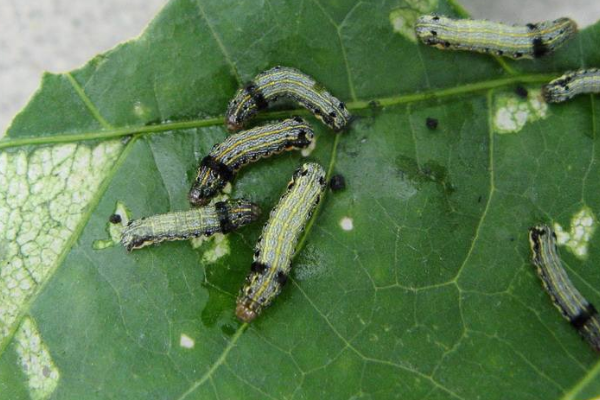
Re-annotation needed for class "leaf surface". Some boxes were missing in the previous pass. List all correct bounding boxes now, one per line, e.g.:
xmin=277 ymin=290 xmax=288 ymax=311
xmin=1 ymin=0 xmax=600 ymax=399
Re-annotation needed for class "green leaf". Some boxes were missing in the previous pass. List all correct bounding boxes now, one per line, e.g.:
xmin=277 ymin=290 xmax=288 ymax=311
xmin=1 ymin=0 xmax=599 ymax=398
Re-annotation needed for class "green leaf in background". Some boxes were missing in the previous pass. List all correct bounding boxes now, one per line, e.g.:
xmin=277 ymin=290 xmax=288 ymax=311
xmin=1 ymin=0 xmax=600 ymax=398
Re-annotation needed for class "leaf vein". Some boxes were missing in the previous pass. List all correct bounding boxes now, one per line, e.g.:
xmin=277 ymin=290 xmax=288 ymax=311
xmin=195 ymin=0 xmax=241 ymax=85
xmin=0 ymin=73 xmax=556 ymax=151
xmin=65 ymin=72 xmax=113 ymax=130
xmin=452 ymin=90 xmax=496 ymax=284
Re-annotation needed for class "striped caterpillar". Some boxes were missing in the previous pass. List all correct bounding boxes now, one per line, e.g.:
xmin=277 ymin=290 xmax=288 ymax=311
xmin=415 ymin=15 xmax=577 ymax=59
xmin=189 ymin=118 xmax=314 ymax=207
xmin=225 ymin=66 xmax=352 ymax=132
xmin=528 ymin=225 xmax=600 ymax=352
xmin=543 ymin=69 xmax=600 ymax=103
xmin=121 ymin=200 xmax=261 ymax=251
xmin=236 ymin=163 xmax=327 ymax=322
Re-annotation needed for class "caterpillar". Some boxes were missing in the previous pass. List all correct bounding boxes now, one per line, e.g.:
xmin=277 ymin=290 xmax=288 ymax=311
xmin=189 ymin=118 xmax=314 ymax=207
xmin=225 ymin=66 xmax=352 ymax=132
xmin=528 ymin=225 xmax=600 ymax=352
xmin=542 ymin=69 xmax=600 ymax=103
xmin=415 ymin=15 xmax=577 ymax=59
xmin=236 ymin=163 xmax=327 ymax=322
xmin=120 ymin=200 xmax=261 ymax=251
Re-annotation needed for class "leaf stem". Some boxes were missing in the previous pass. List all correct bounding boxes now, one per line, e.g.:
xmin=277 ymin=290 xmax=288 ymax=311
xmin=345 ymin=73 xmax=554 ymax=110
xmin=0 ymin=73 xmax=556 ymax=150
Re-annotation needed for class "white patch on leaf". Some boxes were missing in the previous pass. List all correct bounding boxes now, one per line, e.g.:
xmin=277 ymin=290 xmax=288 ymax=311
xmin=15 ymin=317 xmax=60 ymax=400
xmin=493 ymin=89 xmax=548 ymax=134
xmin=0 ymin=141 xmax=122 ymax=344
xmin=201 ymin=233 xmax=230 ymax=263
xmin=554 ymin=206 xmax=596 ymax=259
xmin=389 ymin=0 xmax=438 ymax=43
xmin=179 ymin=333 xmax=195 ymax=349
xmin=340 ymin=217 xmax=354 ymax=231
xmin=133 ymin=101 xmax=151 ymax=119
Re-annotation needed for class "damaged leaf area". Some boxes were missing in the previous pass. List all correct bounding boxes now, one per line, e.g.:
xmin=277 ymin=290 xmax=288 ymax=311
xmin=389 ymin=0 xmax=438 ymax=43
xmin=555 ymin=206 xmax=597 ymax=259
xmin=493 ymin=88 xmax=548 ymax=134
xmin=14 ymin=318 xmax=60 ymax=400
xmin=1 ymin=0 xmax=600 ymax=399
xmin=0 ymin=142 xmax=121 ymax=342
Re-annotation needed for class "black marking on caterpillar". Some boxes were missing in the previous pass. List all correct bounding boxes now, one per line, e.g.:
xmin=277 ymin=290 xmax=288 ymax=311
xmin=215 ymin=201 xmax=235 ymax=233
xmin=200 ymin=155 xmax=235 ymax=184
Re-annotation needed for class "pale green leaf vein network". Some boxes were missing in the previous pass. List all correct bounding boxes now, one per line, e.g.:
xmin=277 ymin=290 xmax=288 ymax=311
xmin=0 ymin=138 xmax=135 ymax=358
xmin=504 ymin=290 xmax=588 ymax=371
xmin=473 ymin=327 xmax=566 ymax=391
xmin=292 ymin=280 xmax=467 ymax=400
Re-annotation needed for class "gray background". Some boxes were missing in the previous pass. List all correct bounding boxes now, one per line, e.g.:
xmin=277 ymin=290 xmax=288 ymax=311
xmin=1 ymin=0 xmax=599 ymax=133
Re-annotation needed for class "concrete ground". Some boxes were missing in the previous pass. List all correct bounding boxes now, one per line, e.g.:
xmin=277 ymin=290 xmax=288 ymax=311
xmin=1 ymin=0 xmax=599 ymax=133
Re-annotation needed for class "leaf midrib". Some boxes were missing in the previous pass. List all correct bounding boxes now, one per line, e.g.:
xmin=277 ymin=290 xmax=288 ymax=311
xmin=0 ymin=72 xmax=556 ymax=150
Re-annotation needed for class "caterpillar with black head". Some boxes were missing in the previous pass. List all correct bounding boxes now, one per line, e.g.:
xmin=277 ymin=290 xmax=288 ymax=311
xmin=225 ymin=66 xmax=352 ymax=132
xmin=415 ymin=15 xmax=577 ymax=60
xmin=120 ymin=200 xmax=261 ymax=251
xmin=543 ymin=69 xmax=600 ymax=103
xmin=528 ymin=224 xmax=600 ymax=352
xmin=236 ymin=163 xmax=327 ymax=322
xmin=189 ymin=118 xmax=314 ymax=207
